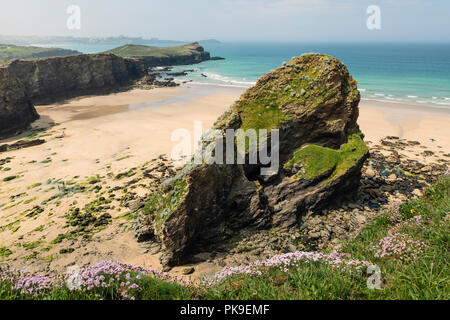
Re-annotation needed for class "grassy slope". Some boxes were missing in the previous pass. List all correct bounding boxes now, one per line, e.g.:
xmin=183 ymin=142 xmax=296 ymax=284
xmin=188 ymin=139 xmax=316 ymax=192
xmin=1 ymin=176 xmax=448 ymax=300
xmin=0 ymin=44 xmax=77 ymax=61
xmin=105 ymin=43 xmax=199 ymax=58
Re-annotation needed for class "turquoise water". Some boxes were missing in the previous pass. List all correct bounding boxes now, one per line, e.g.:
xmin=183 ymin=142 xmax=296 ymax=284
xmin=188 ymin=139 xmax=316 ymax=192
xmin=40 ymin=42 xmax=450 ymax=107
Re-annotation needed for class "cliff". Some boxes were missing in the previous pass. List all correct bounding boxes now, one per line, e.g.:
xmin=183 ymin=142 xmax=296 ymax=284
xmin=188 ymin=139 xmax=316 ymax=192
xmin=0 ymin=66 xmax=38 ymax=138
xmin=135 ymin=54 xmax=370 ymax=267
xmin=6 ymin=53 xmax=144 ymax=104
xmin=0 ymin=44 xmax=81 ymax=61
xmin=0 ymin=53 xmax=144 ymax=137
xmin=106 ymin=42 xmax=212 ymax=67
xmin=0 ymin=43 xmax=216 ymax=138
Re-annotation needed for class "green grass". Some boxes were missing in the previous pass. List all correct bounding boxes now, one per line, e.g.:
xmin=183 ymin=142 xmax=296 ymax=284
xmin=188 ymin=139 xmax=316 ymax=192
xmin=0 ymin=44 xmax=78 ymax=61
xmin=105 ymin=43 xmax=201 ymax=58
xmin=284 ymin=133 xmax=368 ymax=181
xmin=1 ymin=177 xmax=448 ymax=300
xmin=284 ymin=145 xmax=339 ymax=180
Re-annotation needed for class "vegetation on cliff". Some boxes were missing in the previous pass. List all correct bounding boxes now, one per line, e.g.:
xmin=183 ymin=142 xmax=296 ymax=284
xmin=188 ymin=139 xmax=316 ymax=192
xmin=0 ymin=44 xmax=80 ymax=61
xmin=106 ymin=43 xmax=205 ymax=58
xmin=284 ymin=132 xmax=369 ymax=182
xmin=142 ymin=179 xmax=188 ymax=231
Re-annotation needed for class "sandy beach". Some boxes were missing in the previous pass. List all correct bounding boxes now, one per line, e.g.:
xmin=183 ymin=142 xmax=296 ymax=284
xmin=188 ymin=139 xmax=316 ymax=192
xmin=0 ymin=84 xmax=449 ymax=279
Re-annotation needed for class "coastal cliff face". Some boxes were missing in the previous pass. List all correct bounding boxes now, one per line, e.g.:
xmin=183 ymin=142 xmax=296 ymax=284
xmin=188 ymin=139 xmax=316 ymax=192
xmin=137 ymin=54 xmax=369 ymax=267
xmin=6 ymin=53 xmax=144 ymax=105
xmin=0 ymin=43 xmax=215 ymax=138
xmin=0 ymin=66 xmax=38 ymax=138
xmin=0 ymin=54 xmax=144 ymax=138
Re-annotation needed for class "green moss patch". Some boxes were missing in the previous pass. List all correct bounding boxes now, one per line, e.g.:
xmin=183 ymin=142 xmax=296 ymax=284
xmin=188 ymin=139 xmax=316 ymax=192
xmin=233 ymin=54 xmax=342 ymax=133
xmin=0 ymin=247 xmax=12 ymax=258
xmin=143 ymin=179 xmax=188 ymax=230
xmin=285 ymin=145 xmax=339 ymax=180
xmin=285 ymin=133 xmax=368 ymax=182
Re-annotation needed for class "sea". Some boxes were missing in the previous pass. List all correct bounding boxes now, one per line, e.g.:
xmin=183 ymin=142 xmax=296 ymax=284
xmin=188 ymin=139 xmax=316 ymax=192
xmin=36 ymin=42 xmax=450 ymax=108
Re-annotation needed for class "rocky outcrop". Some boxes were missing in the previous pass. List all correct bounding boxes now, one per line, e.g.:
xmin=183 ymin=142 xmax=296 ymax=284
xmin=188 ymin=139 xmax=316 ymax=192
xmin=137 ymin=53 xmax=369 ymax=267
xmin=108 ymin=43 xmax=213 ymax=67
xmin=0 ymin=139 xmax=45 ymax=152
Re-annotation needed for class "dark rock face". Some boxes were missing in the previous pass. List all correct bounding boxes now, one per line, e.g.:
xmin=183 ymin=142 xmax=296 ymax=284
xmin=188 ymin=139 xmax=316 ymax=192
xmin=137 ymin=54 xmax=369 ymax=267
xmin=0 ymin=66 xmax=39 ymax=138
xmin=6 ymin=53 xmax=145 ymax=105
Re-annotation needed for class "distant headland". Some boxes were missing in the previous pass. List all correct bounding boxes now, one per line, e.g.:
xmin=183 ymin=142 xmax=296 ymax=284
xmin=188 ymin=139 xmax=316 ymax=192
xmin=0 ymin=34 xmax=221 ymax=46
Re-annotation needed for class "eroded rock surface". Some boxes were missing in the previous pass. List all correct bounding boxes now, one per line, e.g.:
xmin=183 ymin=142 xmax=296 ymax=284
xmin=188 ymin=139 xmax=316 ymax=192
xmin=137 ymin=54 xmax=370 ymax=267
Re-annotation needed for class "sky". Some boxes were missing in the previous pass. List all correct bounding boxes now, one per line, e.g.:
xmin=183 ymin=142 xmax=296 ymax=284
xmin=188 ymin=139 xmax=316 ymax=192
xmin=1 ymin=0 xmax=449 ymax=42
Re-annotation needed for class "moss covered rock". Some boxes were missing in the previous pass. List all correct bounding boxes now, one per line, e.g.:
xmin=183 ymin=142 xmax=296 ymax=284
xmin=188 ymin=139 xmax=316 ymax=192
xmin=139 ymin=54 xmax=369 ymax=267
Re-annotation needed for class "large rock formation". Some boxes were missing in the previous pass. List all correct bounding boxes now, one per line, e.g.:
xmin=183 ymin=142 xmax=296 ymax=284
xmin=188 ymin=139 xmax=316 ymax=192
xmin=137 ymin=54 xmax=369 ymax=267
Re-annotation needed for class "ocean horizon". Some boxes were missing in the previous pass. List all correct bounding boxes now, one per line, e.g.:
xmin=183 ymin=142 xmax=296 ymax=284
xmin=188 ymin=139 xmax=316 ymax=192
xmin=35 ymin=42 xmax=450 ymax=108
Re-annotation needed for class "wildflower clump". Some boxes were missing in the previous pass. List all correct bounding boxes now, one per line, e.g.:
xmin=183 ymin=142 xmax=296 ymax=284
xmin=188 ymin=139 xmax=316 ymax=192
xmin=203 ymin=248 xmax=370 ymax=286
xmin=12 ymin=274 xmax=57 ymax=295
xmin=73 ymin=260 xmax=191 ymax=300
xmin=1 ymin=260 xmax=192 ymax=300
xmin=374 ymin=232 xmax=427 ymax=262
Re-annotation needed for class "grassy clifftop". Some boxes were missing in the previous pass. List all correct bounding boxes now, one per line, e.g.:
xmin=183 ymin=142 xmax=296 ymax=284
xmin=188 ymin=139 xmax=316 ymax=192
xmin=0 ymin=44 xmax=80 ymax=61
xmin=105 ymin=42 xmax=204 ymax=58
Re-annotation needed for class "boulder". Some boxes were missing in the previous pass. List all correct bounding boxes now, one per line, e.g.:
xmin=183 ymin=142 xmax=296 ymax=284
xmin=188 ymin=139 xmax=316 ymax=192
xmin=137 ymin=53 xmax=369 ymax=267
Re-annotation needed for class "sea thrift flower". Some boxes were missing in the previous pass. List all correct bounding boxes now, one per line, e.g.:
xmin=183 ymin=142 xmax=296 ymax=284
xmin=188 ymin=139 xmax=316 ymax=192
xmin=12 ymin=274 xmax=57 ymax=295
xmin=202 ymin=250 xmax=370 ymax=286
xmin=374 ymin=232 xmax=427 ymax=262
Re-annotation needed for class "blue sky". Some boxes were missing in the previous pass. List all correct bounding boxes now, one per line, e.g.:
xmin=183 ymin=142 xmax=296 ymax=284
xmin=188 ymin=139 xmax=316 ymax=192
xmin=1 ymin=0 xmax=449 ymax=42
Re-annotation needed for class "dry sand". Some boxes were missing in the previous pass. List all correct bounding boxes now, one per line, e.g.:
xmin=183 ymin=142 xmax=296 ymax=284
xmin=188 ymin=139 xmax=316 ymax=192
xmin=0 ymin=84 xmax=449 ymax=280
xmin=359 ymin=99 xmax=450 ymax=152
